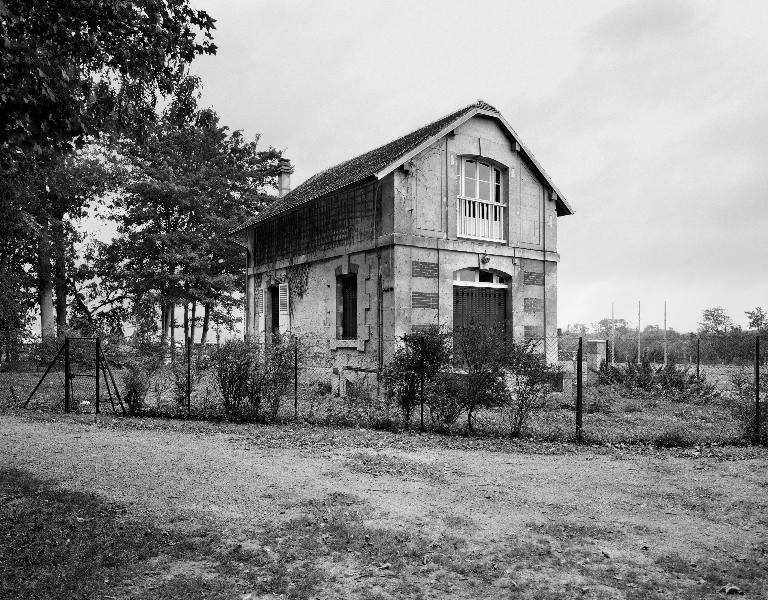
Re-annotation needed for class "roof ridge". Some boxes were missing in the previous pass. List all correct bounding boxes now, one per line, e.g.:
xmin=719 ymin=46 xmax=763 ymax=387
xmin=286 ymin=101 xmax=478 ymax=194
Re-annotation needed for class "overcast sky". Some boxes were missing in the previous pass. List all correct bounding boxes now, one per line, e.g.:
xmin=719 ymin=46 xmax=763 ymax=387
xmin=188 ymin=0 xmax=768 ymax=333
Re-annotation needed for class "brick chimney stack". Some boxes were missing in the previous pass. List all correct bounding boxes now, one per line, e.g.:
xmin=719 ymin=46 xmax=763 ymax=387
xmin=277 ymin=158 xmax=294 ymax=198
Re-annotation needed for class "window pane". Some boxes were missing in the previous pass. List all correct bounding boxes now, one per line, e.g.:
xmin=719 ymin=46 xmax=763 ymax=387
xmin=478 ymin=180 xmax=490 ymax=201
xmin=459 ymin=270 xmax=475 ymax=282
xmin=464 ymin=177 xmax=476 ymax=198
xmin=478 ymin=163 xmax=491 ymax=182
xmin=464 ymin=160 xmax=476 ymax=178
xmin=494 ymin=182 xmax=501 ymax=203
xmin=342 ymin=276 xmax=357 ymax=339
xmin=478 ymin=271 xmax=493 ymax=283
xmin=494 ymin=168 xmax=501 ymax=184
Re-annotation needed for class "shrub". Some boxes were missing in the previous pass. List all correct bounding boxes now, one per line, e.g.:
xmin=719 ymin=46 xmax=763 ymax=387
xmin=121 ymin=360 xmax=150 ymax=416
xmin=381 ymin=325 xmax=451 ymax=428
xmin=245 ymin=334 xmax=294 ymax=422
xmin=729 ymin=368 xmax=768 ymax=444
xmin=504 ymin=340 xmax=559 ymax=437
xmin=427 ymin=372 xmax=467 ymax=433
xmin=212 ymin=339 xmax=252 ymax=417
xmin=596 ymin=358 xmax=719 ymax=403
xmin=452 ymin=324 xmax=509 ymax=433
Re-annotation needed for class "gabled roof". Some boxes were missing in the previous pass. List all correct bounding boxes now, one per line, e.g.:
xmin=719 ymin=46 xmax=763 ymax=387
xmin=234 ymin=100 xmax=572 ymax=233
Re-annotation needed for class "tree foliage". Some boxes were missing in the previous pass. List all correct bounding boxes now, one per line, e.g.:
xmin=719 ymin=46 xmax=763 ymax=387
xmin=0 ymin=0 xmax=216 ymax=163
xmin=92 ymin=78 xmax=282 ymax=344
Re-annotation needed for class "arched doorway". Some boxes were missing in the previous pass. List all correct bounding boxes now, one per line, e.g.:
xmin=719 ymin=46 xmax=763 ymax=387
xmin=452 ymin=268 xmax=509 ymax=330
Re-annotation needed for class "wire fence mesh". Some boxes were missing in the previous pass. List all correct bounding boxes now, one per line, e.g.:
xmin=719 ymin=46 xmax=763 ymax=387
xmin=2 ymin=332 xmax=765 ymax=446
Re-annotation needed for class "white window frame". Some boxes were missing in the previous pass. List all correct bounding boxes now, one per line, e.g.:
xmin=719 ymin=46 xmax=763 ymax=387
xmin=452 ymin=268 xmax=508 ymax=289
xmin=457 ymin=158 xmax=505 ymax=242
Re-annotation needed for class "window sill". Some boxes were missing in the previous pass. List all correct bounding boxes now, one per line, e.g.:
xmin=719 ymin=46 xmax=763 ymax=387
xmin=330 ymin=338 xmax=366 ymax=351
xmin=457 ymin=234 xmax=507 ymax=244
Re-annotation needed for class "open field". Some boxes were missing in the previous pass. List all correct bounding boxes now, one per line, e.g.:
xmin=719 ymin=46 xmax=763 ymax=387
xmin=1 ymin=412 xmax=767 ymax=599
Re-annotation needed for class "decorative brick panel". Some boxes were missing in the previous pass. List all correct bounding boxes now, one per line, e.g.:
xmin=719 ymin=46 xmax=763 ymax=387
xmin=524 ymin=325 xmax=544 ymax=339
xmin=524 ymin=298 xmax=544 ymax=313
xmin=523 ymin=270 xmax=544 ymax=286
xmin=412 ymin=261 xmax=439 ymax=278
xmin=412 ymin=291 xmax=439 ymax=309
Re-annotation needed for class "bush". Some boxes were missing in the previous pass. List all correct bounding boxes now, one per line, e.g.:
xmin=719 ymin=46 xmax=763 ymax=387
xmin=597 ymin=357 xmax=719 ymax=403
xmin=729 ymin=368 xmax=768 ymax=444
xmin=427 ymin=372 xmax=467 ymax=433
xmin=212 ymin=340 xmax=252 ymax=417
xmin=211 ymin=336 xmax=294 ymax=422
xmin=121 ymin=360 xmax=150 ymax=416
xmin=505 ymin=340 xmax=559 ymax=437
xmin=452 ymin=324 xmax=509 ymax=433
xmin=381 ymin=325 xmax=451 ymax=428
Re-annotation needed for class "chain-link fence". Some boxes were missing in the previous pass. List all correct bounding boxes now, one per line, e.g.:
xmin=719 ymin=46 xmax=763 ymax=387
xmin=2 ymin=332 xmax=765 ymax=446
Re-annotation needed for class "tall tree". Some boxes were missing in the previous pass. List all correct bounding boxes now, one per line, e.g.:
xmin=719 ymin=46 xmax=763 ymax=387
xmin=698 ymin=307 xmax=734 ymax=335
xmin=93 ymin=80 xmax=282 ymax=351
xmin=0 ymin=0 xmax=216 ymax=341
xmin=746 ymin=307 xmax=767 ymax=333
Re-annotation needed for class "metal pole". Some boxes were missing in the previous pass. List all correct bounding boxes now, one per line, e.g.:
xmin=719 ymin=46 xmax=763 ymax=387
xmin=610 ymin=302 xmax=615 ymax=365
xmin=696 ymin=338 xmax=701 ymax=380
xmin=419 ymin=337 xmax=425 ymax=433
xmin=755 ymin=336 xmax=761 ymax=444
xmin=637 ymin=301 xmax=641 ymax=364
xmin=64 ymin=337 xmax=71 ymax=412
xmin=663 ymin=301 xmax=668 ymax=366
xmin=576 ymin=337 xmax=583 ymax=443
xmin=294 ymin=338 xmax=299 ymax=421
xmin=186 ymin=336 xmax=191 ymax=417
xmin=95 ymin=337 xmax=100 ymax=415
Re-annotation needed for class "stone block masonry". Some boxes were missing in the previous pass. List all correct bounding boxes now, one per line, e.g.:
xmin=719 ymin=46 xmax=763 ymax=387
xmin=412 ymin=291 xmax=439 ymax=309
xmin=412 ymin=261 xmax=439 ymax=278
xmin=524 ymin=298 xmax=544 ymax=313
xmin=523 ymin=270 xmax=544 ymax=286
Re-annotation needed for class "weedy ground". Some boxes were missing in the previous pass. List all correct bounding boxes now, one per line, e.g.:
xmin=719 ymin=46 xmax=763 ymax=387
xmin=1 ymin=412 xmax=767 ymax=599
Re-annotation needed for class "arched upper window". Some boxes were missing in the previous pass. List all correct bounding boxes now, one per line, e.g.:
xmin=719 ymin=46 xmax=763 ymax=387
xmin=459 ymin=158 xmax=502 ymax=204
xmin=457 ymin=158 xmax=505 ymax=241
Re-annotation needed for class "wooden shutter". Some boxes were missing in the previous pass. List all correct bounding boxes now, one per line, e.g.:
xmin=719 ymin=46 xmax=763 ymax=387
xmin=257 ymin=288 xmax=264 ymax=314
xmin=342 ymin=276 xmax=357 ymax=339
xmin=278 ymin=283 xmax=290 ymax=333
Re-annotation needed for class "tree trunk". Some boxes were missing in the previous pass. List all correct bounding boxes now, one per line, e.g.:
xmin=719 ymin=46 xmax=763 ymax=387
xmin=190 ymin=300 xmax=197 ymax=345
xmin=160 ymin=302 xmax=168 ymax=346
xmin=170 ymin=305 xmax=176 ymax=364
xmin=183 ymin=302 xmax=189 ymax=346
xmin=52 ymin=214 xmax=67 ymax=338
xmin=37 ymin=215 xmax=55 ymax=342
xmin=200 ymin=303 xmax=211 ymax=345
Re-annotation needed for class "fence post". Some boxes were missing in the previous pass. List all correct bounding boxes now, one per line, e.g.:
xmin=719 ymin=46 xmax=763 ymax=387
xmin=64 ymin=337 xmax=71 ymax=413
xmin=605 ymin=339 xmax=610 ymax=365
xmin=696 ymin=338 xmax=701 ymax=380
xmin=755 ymin=335 xmax=761 ymax=444
xmin=186 ymin=336 xmax=191 ymax=417
xmin=576 ymin=337 xmax=583 ymax=443
xmin=294 ymin=338 xmax=299 ymax=421
xmin=95 ymin=337 xmax=100 ymax=415
xmin=419 ymin=337 xmax=425 ymax=433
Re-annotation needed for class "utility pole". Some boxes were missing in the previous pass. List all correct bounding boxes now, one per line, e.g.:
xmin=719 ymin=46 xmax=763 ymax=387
xmin=663 ymin=301 xmax=668 ymax=366
xmin=637 ymin=301 xmax=641 ymax=364
xmin=611 ymin=302 xmax=616 ymax=365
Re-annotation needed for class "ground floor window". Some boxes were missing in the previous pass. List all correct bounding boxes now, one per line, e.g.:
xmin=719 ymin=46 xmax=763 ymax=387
xmin=337 ymin=274 xmax=358 ymax=339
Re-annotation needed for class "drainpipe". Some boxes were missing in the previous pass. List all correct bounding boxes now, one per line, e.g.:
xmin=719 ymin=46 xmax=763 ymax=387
xmin=542 ymin=187 xmax=547 ymax=351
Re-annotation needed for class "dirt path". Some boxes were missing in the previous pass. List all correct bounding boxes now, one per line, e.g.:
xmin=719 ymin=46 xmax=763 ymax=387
xmin=2 ymin=413 xmax=767 ymax=598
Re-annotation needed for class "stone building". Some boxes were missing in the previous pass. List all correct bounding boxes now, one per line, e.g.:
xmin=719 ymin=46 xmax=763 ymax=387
xmin=232 ymin=100 xmax=573 ymax=391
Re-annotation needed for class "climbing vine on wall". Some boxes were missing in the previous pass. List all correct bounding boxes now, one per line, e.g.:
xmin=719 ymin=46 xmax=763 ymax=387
xmin=285 ymin=263 xmax=310 ymax=305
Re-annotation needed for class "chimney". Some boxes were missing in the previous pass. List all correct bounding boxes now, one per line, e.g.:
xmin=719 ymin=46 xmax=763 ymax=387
xmin=277 ymin=158 xmax=294 ymax=197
